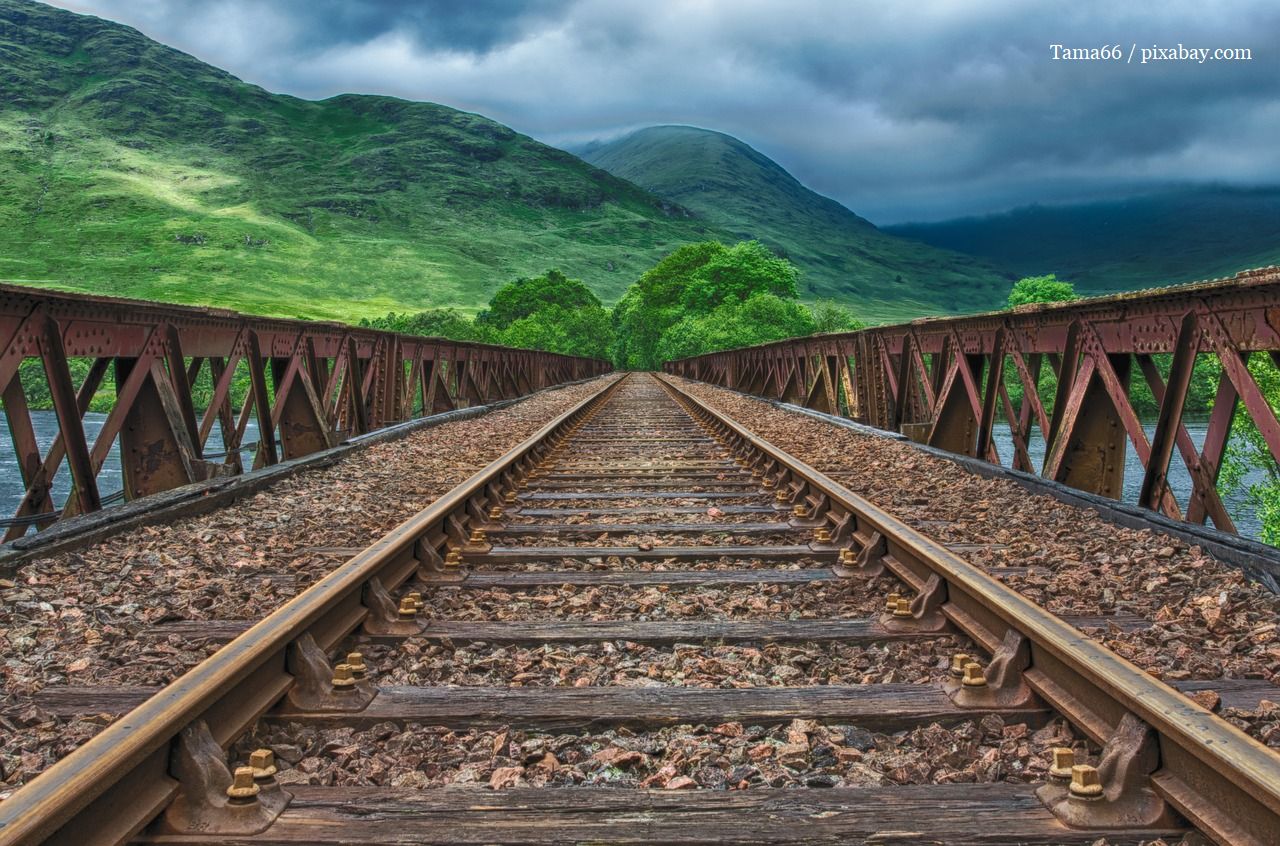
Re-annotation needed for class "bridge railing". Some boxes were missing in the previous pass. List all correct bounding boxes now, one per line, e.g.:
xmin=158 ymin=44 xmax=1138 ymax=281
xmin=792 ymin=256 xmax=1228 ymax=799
xmin=0 ymin=284 xmax=610 ymax=539
xmin=664 ymin=267 xmax=1280 ymax=536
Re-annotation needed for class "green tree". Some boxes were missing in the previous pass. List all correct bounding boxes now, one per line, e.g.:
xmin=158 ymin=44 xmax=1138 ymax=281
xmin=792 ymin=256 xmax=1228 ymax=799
xmin=499 ymin=304 xmax=614 ymax=360
xmin=1007 ymin=274 xmax=1077 ymax=308
xmin=1213 ymin=356 xmax=1280 ymax=543
xmin=612 ymin=240 xmax=804 ymax=370
xmin=809 ymin=299 xmax=864 ymax=334
xmin=655 ymin=294 xmax=816 ymax=363
xmin=360 ymin=308 xmax=485 ymax=342
xmin=477 ymin=270 xmax=602 ymax=330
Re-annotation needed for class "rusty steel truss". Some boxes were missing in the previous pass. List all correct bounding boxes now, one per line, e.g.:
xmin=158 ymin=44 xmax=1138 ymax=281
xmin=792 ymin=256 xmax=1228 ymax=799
xmin=0 ymin=284 xmax=610 ymax=539
xmin=665 ymin=267 xmax=1280 ymax=536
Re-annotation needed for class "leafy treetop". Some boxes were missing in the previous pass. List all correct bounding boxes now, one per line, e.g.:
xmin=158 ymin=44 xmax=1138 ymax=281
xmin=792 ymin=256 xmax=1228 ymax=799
xmin=1007 ymin=274 xmax=1077 ymax=308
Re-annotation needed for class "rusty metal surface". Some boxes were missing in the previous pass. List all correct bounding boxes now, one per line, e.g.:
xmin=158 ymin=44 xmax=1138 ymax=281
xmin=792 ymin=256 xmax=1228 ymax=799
xmin=663 ymin=268 xmax=1280 ymax=534
xmin=0 ymin=284 xmax=610 ymax=538
xmin=0 ymin=374 xmax=626 ymax=846
xmin=657 ymin=373 xmax=1280 ymax=846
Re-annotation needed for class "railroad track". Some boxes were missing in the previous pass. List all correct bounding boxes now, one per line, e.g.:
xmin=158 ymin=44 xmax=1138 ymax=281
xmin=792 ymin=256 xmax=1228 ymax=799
xmin=1 ymin=372 xmax=1277 ymax=845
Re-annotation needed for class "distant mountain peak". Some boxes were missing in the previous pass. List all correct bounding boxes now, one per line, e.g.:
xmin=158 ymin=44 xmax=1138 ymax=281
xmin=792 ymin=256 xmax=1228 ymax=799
xmin=580 ymin=124 xmax=1008 ymax=319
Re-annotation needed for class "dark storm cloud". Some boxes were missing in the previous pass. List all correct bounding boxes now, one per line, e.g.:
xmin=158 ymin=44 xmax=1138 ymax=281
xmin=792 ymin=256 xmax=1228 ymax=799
xmin=44 ymin=0 xmax=1280 ymax=222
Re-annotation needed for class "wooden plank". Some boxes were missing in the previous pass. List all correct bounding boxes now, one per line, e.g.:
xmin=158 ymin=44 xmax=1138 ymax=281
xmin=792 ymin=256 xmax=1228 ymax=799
xmin=459 ymin=568 xmax=843 ymax=587
xmin=529 ymin=480 xmax=761 ymax=490
xmin=514 ymin=505 xmax=779 ymax=517
xmin=31 ymin=675 xmax=1268 ymax=723
xmin=275 ymin=684 xmax=1049 ymax=731
xmin=521 ymin=491 xmax=758 ymax=501
xmin=539 ymin=471 xmax=753 ymax=481
xmin=470 ymin=545 xmax=827 ymax=563
xmin=134 ymin=783 xmax=1186 ymax=845
xmin=139 ymin=613 xmax=1150 ymax=647
xmin=491 ymin=522 xmax=793 ymax=535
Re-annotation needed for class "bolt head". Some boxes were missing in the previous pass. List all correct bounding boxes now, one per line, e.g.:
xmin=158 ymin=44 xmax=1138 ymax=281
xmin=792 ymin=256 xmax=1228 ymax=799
xmin=1069 ymin=764 xmax=1103 ymax=798
xmin=884 ymin=592 xmax=901 ymax=613
xmin=346 ymin=652 xmax=367 ymax=675
xmin=892 ymin=597 xmax=913 ymax=618
xmin=792 ymin=504 xmax=809 ymax=517
xmin=1049 ymin=747 xmax=1075 ymax=779
xmin=227 ymin=766 xmax=261 ymax=802
xmin=961 ymin=662 xmax=987 ymax=687
xmin=814 ymin=528 xmax=832 ymax=542
xmin=333 ymin=663 xmax=357 ymax=690
xmin=839 ymin=548 xmax=855 ymax=562
xmin=249 ymin=749 xmax=278 ymax=781
xmin=949 ymin=653 xmax=971 ymax=678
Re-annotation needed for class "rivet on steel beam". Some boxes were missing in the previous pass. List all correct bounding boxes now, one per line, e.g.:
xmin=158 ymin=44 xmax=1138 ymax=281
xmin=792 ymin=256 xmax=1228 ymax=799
xmin=1068 ymin=764 xmax=1103 ymax=799
xmin=249 ymin=749 xmax=278 ymax=785
xmin=892 ymin=597 xmax=913 ymax=618
xmin=884 ymin=592 xmax=901 ymax=613
xmin=949 ymin=653 xmax=971 ymax=678
xmin=226 ymin=767 xmax=261 ymax=804
xmin=397 ymin=598 xmax=418 ymax=621
xmin=961 ymin=662 xmax=987 ymax=687
xmin=346 ymin=652 xmax=367 ymax=679
xmin=332 ymin=663 xmax=358 ymax=692
xmin=1049 ymin=747 xmax=1075 ymax=781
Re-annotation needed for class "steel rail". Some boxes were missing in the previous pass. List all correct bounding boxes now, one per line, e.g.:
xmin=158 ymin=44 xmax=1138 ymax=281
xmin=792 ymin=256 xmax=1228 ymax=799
xmin=0 ymin=374 xmax=626 ymax=846
xmin=656 ymin=374 xmax=1280 ymax=846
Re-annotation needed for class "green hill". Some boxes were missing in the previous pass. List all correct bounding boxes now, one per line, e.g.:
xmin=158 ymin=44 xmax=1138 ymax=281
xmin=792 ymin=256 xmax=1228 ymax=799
xmin=578 ymin=125 xmax=1011 ymax=322
xmin=885 ymin=187 xmax=1280 ymax=295
xmin=0 ymin=0 xmax=724 ymax=320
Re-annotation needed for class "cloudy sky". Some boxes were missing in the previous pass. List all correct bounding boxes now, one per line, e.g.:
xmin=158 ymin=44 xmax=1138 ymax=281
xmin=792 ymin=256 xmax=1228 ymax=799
xmin=47 ymin=0 xmax=1280 ymax=223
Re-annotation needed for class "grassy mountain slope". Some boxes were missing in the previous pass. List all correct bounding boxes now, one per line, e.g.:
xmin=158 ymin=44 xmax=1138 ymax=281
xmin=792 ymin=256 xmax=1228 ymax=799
xmin=885 ymin=187 xmax=1280 ymax=295
xmin=579 ymin=125 xmax=1011 ymax=322
xmin=0 ymin=0 xmax=723 ymax=320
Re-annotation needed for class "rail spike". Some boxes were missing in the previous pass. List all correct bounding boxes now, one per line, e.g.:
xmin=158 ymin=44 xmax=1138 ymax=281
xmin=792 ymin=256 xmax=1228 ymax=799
xmin=280 ymin=632 xmax=377 ymax=713
xmin=1037 ymin=713 xmax=1179 ymax=830
xmin=416 ymin=538 xmax=466 ymax=583
xmin=155 ymin=720 xmax=290 ymax=836
xmin=361 ymin=576 xmax=426 ymax=636
xmin=834 ymin=530 xmax=887 ymax=578
xmin=881 ymin=572 xmax=949 ymax=633
xmin=946 ymin=628 xmax=1036 ymax=708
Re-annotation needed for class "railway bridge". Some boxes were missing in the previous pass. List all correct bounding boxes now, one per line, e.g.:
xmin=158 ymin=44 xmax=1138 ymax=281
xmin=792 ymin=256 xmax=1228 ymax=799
xmin=1 ymin=272 xmax=1279 ymax=845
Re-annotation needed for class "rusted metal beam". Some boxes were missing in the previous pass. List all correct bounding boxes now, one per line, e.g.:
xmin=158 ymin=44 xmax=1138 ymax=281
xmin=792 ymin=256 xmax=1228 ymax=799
xmin=664 ymin=267 xmax=1280 ymax=536
xmin=0 ymin=285 xmax=610 ymax=536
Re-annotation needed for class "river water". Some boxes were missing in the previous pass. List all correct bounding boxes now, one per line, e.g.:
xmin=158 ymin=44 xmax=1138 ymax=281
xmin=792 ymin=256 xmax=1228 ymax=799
xmin=0 ymin=410 xmax=1264 ymax=540
xmin=0 ymin=410 xmax=258 ymax=526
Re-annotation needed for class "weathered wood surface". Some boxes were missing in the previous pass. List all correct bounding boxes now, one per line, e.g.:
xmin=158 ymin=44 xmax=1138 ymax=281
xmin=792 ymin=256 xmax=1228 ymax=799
xmin=490 ymin=522 xmax=792 ymax=535
xmin=455 ymin=567 xmax=843 ymax=586
xmin=132 ymin=784 xmax=1187 ymax=845
xmin=521 ymin=491 xmax=760 ymax=501
xmin=471 ymin=545 xmax=828 ymax=562
xmin=271 ymin=684 xmax=1050 ymax=731
xmin=514 ymin=505 xmax=778 ymax=517
xmin=529 ymin=480 xmax=761 ymax=490
xmin=538 ymin=471 xmax=754 ymax=481
xmin=141 ymin=613 xmax=1149 ymax=646
xmin=36 ymin=675 xmax=1272 ymax=722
